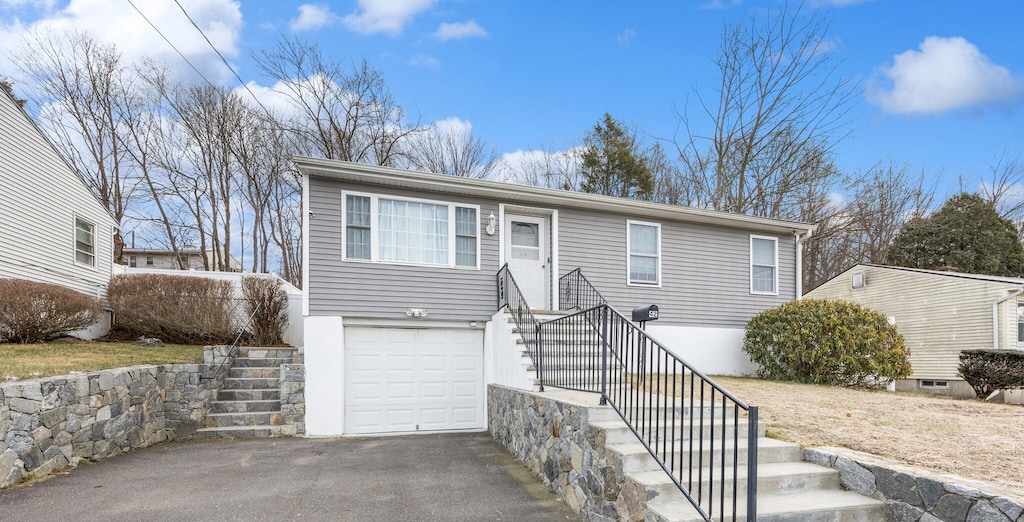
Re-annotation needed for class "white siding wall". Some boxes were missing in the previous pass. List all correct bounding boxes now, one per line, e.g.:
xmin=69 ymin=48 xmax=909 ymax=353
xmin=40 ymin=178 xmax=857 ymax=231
xmin=806 ymin=266 xmax=1021 ymax=381
xmin=0 ymin=91 xmax=117 ymax=298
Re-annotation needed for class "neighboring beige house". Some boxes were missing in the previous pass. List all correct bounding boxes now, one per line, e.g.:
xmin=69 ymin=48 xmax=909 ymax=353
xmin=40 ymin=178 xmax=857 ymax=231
xmin=806 ymin=263 xmax=1024 ymax=398
xmin=123 ymin=247 xmax=243 ymax=272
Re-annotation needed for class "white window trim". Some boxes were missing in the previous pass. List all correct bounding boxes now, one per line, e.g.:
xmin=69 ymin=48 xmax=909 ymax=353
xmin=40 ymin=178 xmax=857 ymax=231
xmin=341 ymin=190 xmax=481 ymax=270
xmin=750 ymin=234 xmax=778 ymax=296
xmin=73 ymin=215 xmax=98 ymax=270
xmin=626 ymin=220 xmax=662 ymax=287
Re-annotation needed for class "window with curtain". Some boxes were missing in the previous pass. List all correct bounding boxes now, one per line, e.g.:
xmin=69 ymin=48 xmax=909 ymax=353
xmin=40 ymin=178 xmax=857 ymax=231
xmin=628 ymin=222 xmax=659 ymax=284
xmin=343 ymin=193 xmax=479 ymax=268
xmin=74 ymin=217 xmax=95 ymax=267
xmin=750 ymin=236 xmax=777 ymax=294
xmin=1017 ymin=302 xmax=1024 ymax=343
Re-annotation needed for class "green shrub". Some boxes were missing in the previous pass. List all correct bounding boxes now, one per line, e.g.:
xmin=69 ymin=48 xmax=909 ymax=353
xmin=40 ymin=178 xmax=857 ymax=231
xmin=743 ymin=299 xmax=912 ymax=389
xmin=0 ymin=278 xmax=101 ymax=343
xmin=241 ymin=276 xmax=289 ymax=346
xmin=958 ymin=350 xmax=1024 ymax=398
xmin=107 ymin=274 xmax=238 ymax=345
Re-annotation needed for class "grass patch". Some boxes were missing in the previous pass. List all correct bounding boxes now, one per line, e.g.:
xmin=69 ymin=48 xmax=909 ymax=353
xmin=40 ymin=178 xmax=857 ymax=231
xmin=0 ymin=340 xmax=204 ymax=381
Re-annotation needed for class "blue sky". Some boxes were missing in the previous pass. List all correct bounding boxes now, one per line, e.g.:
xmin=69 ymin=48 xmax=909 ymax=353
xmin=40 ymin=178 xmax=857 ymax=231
xmin=3 ymin=0 xmax=1024 ymax=199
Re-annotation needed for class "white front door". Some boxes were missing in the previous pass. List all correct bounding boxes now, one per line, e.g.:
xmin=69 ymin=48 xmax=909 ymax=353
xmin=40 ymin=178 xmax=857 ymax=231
xmin=505 ymin=214 xmax=549 ymax=309
xmin=344 ymin=327 xmax=485 ymax=435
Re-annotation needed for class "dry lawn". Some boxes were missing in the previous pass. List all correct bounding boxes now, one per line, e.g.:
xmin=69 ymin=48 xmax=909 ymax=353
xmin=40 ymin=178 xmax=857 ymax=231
xmin=709 ymin=376 xmax=1024 ymax=490
xmin=0 ymin=340 xmax=204 ymax=381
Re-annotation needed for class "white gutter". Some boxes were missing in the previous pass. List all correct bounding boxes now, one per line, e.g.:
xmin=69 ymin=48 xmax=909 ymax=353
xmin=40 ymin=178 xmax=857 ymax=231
xmin=992 ymin=286 xmax=1024 ymax=350
xmin=795 ymin=228 xmax=813 ymax=299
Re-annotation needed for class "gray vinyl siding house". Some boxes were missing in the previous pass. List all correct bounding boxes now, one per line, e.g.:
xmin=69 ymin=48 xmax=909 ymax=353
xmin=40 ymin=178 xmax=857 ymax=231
xmin=298 ymin=158 xmax=814 ymax=436
xmin=0 ymin=87 xmax=117 ymax=305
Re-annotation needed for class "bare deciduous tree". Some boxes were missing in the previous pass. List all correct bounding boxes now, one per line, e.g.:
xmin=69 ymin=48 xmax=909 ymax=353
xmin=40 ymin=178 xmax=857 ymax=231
xmin=978 ymin=152 xmax=1024 ymax=240
xmin=405 ymin=118 xmax=498 ymax=178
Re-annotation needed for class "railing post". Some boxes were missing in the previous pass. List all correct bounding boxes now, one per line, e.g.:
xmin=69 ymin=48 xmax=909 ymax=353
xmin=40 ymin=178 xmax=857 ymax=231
xmin=747 ymin=406 xmax=759 ymax=521
xmin=599 ymin=305 xmax=608 ymax=405
xmin=536 ymin=322 xmax=544 ymax=392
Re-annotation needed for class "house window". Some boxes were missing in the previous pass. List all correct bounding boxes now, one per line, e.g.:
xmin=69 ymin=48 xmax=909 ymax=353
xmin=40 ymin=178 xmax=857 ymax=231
xmin=750 ymin=235 xmax=778 ymax=295
xmin=74 ymin=217 xmax=95 ymax=267
xmin=146 ymin=255 xmax=154 ymax=266
xmin=343 ymin=192 xmax=480 ymax=269
xmin=1017 ymin=303 xmax=1024 ymax=343
xmin=627 ymin=221 xmax=660 ymax=285
xmin=129 ymin=256 xmax=137 ymax=267
xmin=920 ymin=380 xmax=949 ymax=389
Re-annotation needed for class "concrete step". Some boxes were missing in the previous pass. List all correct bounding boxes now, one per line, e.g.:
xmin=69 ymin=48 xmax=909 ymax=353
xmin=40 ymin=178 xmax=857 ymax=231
xmin=608 ymin=438 xmax=802 ymax=475
xmin=228 ymin=367 xmax=281 ymax=379
xmin=210 ymin=399 xmax=281 ymax=413
xmin=647 ymin=488 xmax=889 ymax=522
xmin=232 ymin=357 xmax=294 ymax=368
xmin=195 ymin=425 xmax=284 ymax=439
xmin=217 ymin=389 xmax=280 ymax=401
xmin=630 ymin=461 xmax=840 ymax=500
xmin=591 ymin=418 xmax=766 ymax=444
xmin=222 ymin=377 xmax=280 ymax=390
xmin=204 ymin=411 xmax=281 ymax=428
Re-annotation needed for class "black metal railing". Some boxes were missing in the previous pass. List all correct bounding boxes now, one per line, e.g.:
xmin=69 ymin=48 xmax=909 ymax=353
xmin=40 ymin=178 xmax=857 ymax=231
xmin=499 ymin=267 xmax=759 ymax=521
xmin=497 ymin=264 xmax=543 ymax=384
xmin=213 ymin=303 xmax=262 ymax=377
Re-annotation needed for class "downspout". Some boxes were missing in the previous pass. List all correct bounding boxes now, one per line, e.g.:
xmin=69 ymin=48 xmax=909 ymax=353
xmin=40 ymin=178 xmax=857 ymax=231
xmin=992 ymin=286 xmax=1024 ymax=350
xmin=794 ymin=228 xmax=813 ymax=299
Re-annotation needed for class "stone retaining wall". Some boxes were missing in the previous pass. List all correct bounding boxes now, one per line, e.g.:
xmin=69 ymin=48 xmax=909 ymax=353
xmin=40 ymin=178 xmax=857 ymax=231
xmin=279 ymin=363 xmax=305 ymax=436
xmin=488 ymin=384 xmax=648 ymax=522
xmin=805 ymin=447 xmax=1024 ymax=522
xmin=0 ymin=346 xmax=234 ymax=488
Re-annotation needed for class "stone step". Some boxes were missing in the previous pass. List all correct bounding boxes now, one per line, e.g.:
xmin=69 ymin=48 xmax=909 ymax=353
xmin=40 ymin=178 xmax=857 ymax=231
xmin=632 ymin=461 xmax=840 ymax=502
xmin=608 ymin=438 xmax=802 ymax=475
xmin=591 ymin=418 xmax=766 ymax=444
xmin=647 ymin=488 xmax=889 ymax=522
xmin=217 ymin=389 xmax=280 ymax=401
xmin=228 ymin=367 xmax=281 ymax=379
xmin=204 ymin=411 xmax=281 ymax=428
xmin=222 ymin=377 xmax=280 ymax=390
xmin=210 ymin=399 xmax=281 ymax=413
xmin=195 ymin=425 xmax=284 ymax=439
xmin=232 ymin=357 xmax=294 ymax=368
xmin=235 ymin=347 xmax=300 ymax=359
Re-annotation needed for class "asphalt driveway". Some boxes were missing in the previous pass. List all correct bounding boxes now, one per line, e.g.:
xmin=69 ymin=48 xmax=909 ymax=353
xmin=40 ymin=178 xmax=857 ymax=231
xmin=0 ymin=432 xmax=578 ymax=521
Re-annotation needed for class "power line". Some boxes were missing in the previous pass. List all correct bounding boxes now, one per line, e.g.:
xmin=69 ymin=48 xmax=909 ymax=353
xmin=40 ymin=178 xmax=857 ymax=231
xmin=172 ymin=0 xmax=275 ymax=119
xmin=125 ymin=0 xmax=216 ymax=88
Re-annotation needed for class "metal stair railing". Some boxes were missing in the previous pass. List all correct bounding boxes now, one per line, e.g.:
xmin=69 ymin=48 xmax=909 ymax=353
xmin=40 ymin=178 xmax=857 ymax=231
xmin=548 ymin=269 xmax=759 ymax=522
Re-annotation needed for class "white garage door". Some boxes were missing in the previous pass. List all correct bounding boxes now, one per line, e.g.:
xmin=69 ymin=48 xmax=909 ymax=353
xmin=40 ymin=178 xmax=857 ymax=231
xmin=344 ymin=327 xmax=485 ymax=435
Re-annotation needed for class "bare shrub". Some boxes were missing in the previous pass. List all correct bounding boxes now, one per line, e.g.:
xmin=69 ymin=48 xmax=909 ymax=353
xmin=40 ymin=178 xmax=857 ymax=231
xmin=0 ymin=279 xmax=101 ymax=343
xmin=107 ymin=274 xmax=238 ymax=344
xmin=241 ymin=276 xmax=289 ymax=346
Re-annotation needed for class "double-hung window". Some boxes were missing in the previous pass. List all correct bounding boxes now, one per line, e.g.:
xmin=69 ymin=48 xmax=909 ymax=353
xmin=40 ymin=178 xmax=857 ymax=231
xmin=627 ymin=221 xmax=660 ymax=285
xmin=750 ymin=235 xmax=778 ymax=295
xmin=74 ymin=217 xmax=96 ymax=267
xmin=344 ymin=193 xmax=479 ymax=269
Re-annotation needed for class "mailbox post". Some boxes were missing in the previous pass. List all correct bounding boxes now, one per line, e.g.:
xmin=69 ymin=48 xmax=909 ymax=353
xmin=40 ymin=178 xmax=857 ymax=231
xmin=632 ymin=304 xmax=659 ymax=330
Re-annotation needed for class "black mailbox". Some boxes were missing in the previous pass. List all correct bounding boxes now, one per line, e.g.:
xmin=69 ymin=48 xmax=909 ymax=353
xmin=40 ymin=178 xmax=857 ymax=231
xmin=632 ymin=304 xmax=659 ymax=323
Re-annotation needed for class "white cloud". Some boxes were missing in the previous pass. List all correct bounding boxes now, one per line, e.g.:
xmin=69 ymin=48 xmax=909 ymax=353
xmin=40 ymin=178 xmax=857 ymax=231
xmin=408 ymin=53 xmax=440 ymax=69
xmin=0 ymin=0 xmax=243 ymax=84
xmin=812 ymin=0 xmax=876 ymax=6
xmin=342 ymin=0 xmax=435 ymax=36
xmin=495 ymin=147 xmax=584 ymax=188
xmin=697 ymin=0 xmax=741 ymax=10
xmin=616 ymin=28 xmax=636 ymax=46
xmin=289 ymin=4 xmax=336 ymax=32
xmin=867 ymin=36 xmax=1024 ymax=114
xmin=433 ymin=20 xmax=488 ymax=41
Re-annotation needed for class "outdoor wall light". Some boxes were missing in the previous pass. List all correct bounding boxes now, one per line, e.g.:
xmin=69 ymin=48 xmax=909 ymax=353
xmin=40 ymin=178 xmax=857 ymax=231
xmin=406 ymin=308 xmax=429 ymax=318
xmin=486 ymin=212 xmax=496 ymax=235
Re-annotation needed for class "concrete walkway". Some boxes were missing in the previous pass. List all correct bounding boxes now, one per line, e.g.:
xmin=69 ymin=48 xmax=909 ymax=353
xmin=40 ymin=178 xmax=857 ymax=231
xmin=0 ymin=432 xmax=578 ymax=521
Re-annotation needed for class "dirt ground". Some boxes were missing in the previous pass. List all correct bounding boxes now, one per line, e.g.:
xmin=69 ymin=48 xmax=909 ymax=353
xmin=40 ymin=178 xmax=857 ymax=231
xmin=711 ymin=377 xmax=1024 ymax=490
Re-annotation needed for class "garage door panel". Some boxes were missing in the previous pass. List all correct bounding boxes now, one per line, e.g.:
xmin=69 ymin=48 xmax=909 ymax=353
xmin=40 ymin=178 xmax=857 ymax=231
xmin=345 ymin=327 xmax=484 ymax=435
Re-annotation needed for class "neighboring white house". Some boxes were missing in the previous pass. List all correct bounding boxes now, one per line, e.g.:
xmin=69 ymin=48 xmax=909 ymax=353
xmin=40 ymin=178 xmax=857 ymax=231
xmin=805 ymin=263 xmax=1024 ymax=399
xmin=123 ymin=247 xmax=243 ymax=272
xmin=0 ymin=87 xmax=118 ymax=304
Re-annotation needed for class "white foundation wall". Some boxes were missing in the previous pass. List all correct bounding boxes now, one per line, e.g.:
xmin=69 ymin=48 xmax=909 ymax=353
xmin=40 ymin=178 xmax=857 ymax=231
xmin=485 ymin=310 xmax=535 ymax=390
xmin=644 ymin=324 xmax=755 ymax=376
xmin=303 ymin=315 xmax=346 ymax=436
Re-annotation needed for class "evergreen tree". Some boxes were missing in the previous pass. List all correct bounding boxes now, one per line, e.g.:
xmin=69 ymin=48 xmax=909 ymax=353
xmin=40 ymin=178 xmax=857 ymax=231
xmin=579 ymin=113 xmax=654 ymax=200
xmin=885 ymin=193 xmax=1024 ymax=276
